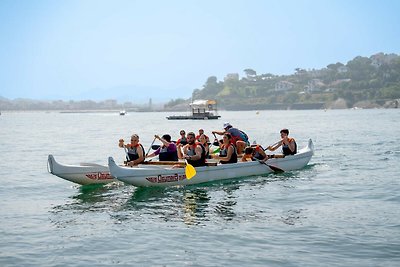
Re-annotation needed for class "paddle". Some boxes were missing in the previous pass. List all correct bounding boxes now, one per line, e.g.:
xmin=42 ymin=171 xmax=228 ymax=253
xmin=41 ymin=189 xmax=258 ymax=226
xmin=184 ymin=159 xmax=196 ymax=179
xmin=258 ymin=160 xmax=284 ymax=173
xmin=211 ymin=133 xmax=221 ymax=153
xmin=123 ymin=146 xmax=130 ymax=164
xmin=146 ymin=137 xmax=157 ymax=157
xmin=177 ymin=145 xmax=196 ymax=179
xmin=151 ymin=144 xmax=161 ymax=150
xmin=263 ymin=141 xmax=281 ymax=151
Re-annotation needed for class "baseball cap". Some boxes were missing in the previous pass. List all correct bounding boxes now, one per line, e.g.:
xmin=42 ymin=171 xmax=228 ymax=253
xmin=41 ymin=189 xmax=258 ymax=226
xmin=223 ymin=122 xmax=232 ymax=129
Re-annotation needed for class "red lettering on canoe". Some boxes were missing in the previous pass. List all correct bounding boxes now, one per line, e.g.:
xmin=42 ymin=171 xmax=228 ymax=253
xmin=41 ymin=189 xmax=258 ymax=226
xmin=145 ymin=173 xmax=186 ymax=183
xmin=85 ymin=172 xmax=113 ymax=180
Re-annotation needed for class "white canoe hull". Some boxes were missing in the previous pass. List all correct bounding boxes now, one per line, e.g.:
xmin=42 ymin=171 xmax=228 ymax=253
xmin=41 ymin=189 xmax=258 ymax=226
xmin=47 ymin=155 xmax=116 ymax=185
xmin=108 ymin=139 xmax=314 ymax=187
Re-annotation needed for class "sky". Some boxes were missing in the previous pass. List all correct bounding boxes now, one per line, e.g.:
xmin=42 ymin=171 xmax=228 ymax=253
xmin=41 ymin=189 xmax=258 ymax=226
xmin=0 ymin=0 xmax=399 ymax=102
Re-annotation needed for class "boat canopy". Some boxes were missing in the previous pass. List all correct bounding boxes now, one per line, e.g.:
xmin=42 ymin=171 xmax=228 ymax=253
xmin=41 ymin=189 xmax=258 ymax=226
xmin=190 ymin=100 xmax=217 ymax=109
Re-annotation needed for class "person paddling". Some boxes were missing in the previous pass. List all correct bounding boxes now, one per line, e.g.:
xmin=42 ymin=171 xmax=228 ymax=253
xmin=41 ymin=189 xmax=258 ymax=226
xmin=179 ymin=132 xmax=207 ymax=167
xmin=212 ymin=122 xmax=249 ymax=155
xmin=176 ymin=130 xmax=188 ymax=145
xmin=118 ymin=134 xmax=145 ymax=166
xmin=267 ymin=128 xmax=297 ymax=156
xmin=241 ymin=145 xmax=268 ymax=162
xmin=146 ymin=134 xmax=178 ymax=161
xmin=210 ymin=133 xmax=238 ymax=164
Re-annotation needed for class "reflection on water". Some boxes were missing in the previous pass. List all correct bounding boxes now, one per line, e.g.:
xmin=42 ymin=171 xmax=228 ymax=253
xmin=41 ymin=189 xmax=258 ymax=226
xmin=50 ymin=174 xmax=305 ymax=228
xmin=182 ymin=188 xmax=211 ymax=225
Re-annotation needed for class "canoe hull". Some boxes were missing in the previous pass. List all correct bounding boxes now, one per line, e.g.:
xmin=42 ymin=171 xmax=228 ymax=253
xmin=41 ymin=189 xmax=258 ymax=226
xmin=47 ymin=155 xmax=116 ymax=185
xmin=108 ymin=139 xmax=314 ymax=187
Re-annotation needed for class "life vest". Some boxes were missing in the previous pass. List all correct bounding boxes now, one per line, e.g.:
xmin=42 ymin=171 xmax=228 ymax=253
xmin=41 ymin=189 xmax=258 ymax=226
xmin=253 ymin=146 xmax=265 ymax=160
xmin=219 ymin=144 xmax=238 ymax=164
xmin=126 ymin=143 xmax=145 ymax=163
xmin=282 ymin=138 xmax=297 ymax=155
xmin=177 ymin=137 xmax=188 ymax=145
xmin=186 ymin=143 xmax=206 ymax=167
xmin=158 ymin=144 xmax=178 ymax=161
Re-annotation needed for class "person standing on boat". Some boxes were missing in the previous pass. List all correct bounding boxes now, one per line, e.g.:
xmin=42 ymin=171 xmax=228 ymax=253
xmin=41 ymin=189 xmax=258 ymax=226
xmin=146 ymin=134 xmax=178 ymax=161
xmin=211 ymin=133 xmax=238 ymax=164
xmin=179 ymin=132 xmax=207 ymax=167
xmin=118 ymin=134 xmax=145 ymax=166
xmin=176 ymin=130 xmax=188 ymax=145
xmin=212 ymin=122 xmax=249 ymax=155
xmin=267 ymin=128 xmax=297 ymax=156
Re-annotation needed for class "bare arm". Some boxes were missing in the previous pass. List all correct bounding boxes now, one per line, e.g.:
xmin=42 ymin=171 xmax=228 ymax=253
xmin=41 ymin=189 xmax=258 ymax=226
xmin=177 ymin=144 xmax=184 ymax=159
xmin=212 ymin=130 xmax=225 ymax=135
xmin=267 ymin=140 xmax=282 ymax=151
xmin=190 ymin=145 xmax=203 ymax=160
xmin=214 ymin=145 xmax=234 ymax=161
xmin=155 ymin=135 xmax=171 ymax=147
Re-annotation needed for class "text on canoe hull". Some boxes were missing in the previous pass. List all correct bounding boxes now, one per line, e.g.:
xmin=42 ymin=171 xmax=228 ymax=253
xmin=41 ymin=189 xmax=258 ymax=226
xmin=146 ymin=173 xmax=186 ymax=183
xmin=85 ymin=172 xmax=113 ymax=180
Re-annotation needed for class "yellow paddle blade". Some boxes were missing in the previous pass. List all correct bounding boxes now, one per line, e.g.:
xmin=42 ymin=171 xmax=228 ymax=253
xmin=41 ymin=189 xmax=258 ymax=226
xmin=185 ymin=163 xmax=197 ymax=179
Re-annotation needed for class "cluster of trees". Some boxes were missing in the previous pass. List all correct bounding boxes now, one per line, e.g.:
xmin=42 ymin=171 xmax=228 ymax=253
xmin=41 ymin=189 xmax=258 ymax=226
xmin=167 ymin=52 xmax=400 ymax=109
xmin=0 ymin=98 xmax=124 ymax=111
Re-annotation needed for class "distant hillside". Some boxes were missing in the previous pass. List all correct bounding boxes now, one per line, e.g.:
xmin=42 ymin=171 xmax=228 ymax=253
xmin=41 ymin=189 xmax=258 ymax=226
xmin=165 ymin=52 xmax=400 ymax=110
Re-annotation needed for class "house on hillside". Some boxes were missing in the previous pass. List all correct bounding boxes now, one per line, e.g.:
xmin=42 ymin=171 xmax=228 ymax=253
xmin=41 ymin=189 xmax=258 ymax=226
xmin=274 ymin=81 xmax=294 ymax=92
xmin=304 ymin=79 xmax=325 ymax=93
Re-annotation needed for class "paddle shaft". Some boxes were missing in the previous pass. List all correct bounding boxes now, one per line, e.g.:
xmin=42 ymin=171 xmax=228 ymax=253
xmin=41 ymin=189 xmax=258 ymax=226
xmin=145 ymin=137 xmax=157 ymax=157
xmin=263 ymin=141 xmax=281 ymax=151
xmin=258 ymin=160 xmax=284 ymax=173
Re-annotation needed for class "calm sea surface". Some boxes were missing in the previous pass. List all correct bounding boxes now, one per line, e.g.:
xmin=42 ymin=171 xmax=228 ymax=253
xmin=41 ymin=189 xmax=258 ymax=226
xmin=0 ymin=109 xmax=399 ymax=267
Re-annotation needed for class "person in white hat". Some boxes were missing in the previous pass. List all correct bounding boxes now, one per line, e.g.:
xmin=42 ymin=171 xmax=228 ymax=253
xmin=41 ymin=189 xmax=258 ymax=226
xmin=212 ymin=122 xmax=249 ymax=155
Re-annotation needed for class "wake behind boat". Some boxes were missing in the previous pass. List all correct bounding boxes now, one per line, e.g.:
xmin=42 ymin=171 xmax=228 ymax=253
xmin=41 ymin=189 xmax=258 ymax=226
xmin=108 ymin=139 xmax=314 ymax=187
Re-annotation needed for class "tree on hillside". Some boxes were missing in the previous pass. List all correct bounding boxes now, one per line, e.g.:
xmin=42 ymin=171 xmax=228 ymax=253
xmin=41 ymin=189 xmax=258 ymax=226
xmin=346 ymin=56 xmax=374 ymax=82
xmin=193 ymin=76 xmax=223 ymax=99
xmin=244 ymin=68 xmax=257 ymax=79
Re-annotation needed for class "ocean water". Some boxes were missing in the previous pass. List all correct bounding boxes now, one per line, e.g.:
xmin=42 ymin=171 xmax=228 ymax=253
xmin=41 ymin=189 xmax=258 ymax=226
xmin=0 ymin=109 xmax=399 ymax=267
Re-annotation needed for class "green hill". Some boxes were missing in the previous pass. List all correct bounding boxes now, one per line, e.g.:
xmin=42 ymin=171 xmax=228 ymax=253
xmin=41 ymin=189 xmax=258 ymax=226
xmin=166 ymin=52 xmax=400 ymax=110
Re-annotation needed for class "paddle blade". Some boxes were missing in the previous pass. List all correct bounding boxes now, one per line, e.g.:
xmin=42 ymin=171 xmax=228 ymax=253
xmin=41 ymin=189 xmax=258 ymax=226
xmin=185 ymin=163 xmax=197 ymax=179
xmin=212 ymin=147 xmax=220 ymax=154
xmin=151 ymin=144 xmax=161 ymax=150
xmin=267 ymin=164 xmax=284 ymax=173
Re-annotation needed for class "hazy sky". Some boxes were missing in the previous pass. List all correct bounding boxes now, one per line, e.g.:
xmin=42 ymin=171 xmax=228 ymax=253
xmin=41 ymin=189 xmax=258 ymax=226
xmin=1 ymin=0 xmax=399 ymax=102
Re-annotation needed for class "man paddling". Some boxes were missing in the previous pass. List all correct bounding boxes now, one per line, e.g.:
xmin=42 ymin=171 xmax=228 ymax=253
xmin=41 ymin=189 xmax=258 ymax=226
xmin=178 ymin=132 xmax=207 ymax=167
xmin=118 ymin=134 xmax=145 ymax=166
xmin=267 ymin=128 xmax=297 ymax=156
xmin=212 ymin=122 xmax=249 ymax=155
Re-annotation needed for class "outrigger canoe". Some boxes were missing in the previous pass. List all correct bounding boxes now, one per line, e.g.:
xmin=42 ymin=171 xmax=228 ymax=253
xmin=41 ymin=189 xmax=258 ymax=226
xmin=47 ymin=155 xmax=116 ymax=185
xmin=47 ymin=155 xmax=212 ymax=185
xmin=108 ymin=139 xmax=314 ymax=187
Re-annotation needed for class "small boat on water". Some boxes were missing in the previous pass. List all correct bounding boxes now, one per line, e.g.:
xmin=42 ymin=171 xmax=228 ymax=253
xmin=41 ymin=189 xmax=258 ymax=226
xmin=167 ymin=99 xmax=221 ymax=120
xmin=119 ymin=110 xmax=126 ymax=116
xmin=108 ymin=139 xmax=314 ymax=187
xmin=48 ymin=139 xmax=314 ymax=186
xmin=47 ymin=155 xmax=116 ymax=185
